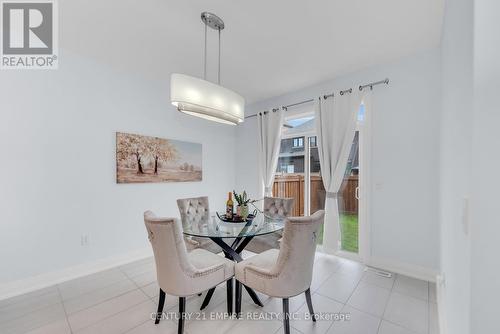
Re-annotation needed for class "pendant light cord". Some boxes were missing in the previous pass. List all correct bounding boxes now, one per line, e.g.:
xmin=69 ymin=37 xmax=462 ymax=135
xmin=202 ymin=14 xmax=222 ymax=84
xmin=218 ymin=28 xmax=221 ymax=84
xmin=204 ymin=22 xmax=207 ymax=80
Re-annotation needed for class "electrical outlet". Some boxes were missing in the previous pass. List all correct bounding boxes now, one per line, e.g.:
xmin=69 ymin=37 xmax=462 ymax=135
xmin=80 ymin=234 xmax=90 ymax=246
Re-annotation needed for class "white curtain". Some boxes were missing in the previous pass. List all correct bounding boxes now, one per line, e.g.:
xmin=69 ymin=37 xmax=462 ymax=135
xmin=315 ymin=91 xmax=363 ymax=253
xmin=257 ymin=109 xmax=285 ymax=197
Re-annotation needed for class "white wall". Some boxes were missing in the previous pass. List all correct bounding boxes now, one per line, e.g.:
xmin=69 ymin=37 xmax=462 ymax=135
xmin=0 ymin=44 xmax=235 ymax=290
xmin=470 ymin=1 xmax=500 ymax=332
xmin=439 ymin=0 xmax=473 ymax=333
xmin=236 ymin=49 xmax=441 ymax=274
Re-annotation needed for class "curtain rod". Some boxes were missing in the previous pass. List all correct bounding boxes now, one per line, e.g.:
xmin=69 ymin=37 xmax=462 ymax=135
xmin=245 ymin=78 xmax=389 ymax=119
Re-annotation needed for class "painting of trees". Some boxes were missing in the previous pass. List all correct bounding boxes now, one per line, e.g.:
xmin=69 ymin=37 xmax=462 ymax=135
xmin=116 ymin=133 xmax=148 ymax=174
xmin=148 ymin=137 xmax=178 ymax=174
xmin=116 ymin=132 xmax=201 ymax=183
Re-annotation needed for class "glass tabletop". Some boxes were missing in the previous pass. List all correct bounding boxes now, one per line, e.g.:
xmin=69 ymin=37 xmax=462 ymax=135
xmin=182 ymin=212 xmax=285 ymax=238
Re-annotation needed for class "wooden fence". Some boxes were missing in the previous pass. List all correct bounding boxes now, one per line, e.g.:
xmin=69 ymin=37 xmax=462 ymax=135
xmin=272 ymin=174 xmax=358 ymax=216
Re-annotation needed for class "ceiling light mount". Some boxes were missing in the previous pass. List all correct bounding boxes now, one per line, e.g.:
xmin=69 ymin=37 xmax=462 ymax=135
xmin=170 ymin=12 xmax=244 ymax=125
xmin=201 ymin=12 xmax=225 ymax=31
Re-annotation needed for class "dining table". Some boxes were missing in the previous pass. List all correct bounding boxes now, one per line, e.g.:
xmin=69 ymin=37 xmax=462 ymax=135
xmin=182 ymin=211 xmax=285 ymax=311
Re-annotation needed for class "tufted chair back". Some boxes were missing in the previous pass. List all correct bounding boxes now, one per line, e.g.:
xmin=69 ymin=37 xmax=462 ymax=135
xmin=263 ymin=197 xmax=294 ymax=218
xmin=145 ymin=211 xmax=234 ymax=297
xmin=271 ymin=210 xmax=324 ymax=296
xmin=144 ymin=211 xmax=197 ymax=296
xmin=177 ymin=196 xmax=210 ymax=226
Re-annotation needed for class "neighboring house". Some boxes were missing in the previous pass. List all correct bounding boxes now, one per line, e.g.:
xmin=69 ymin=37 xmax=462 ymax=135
xmin=276 ymin=118 xmax=358 ymax=176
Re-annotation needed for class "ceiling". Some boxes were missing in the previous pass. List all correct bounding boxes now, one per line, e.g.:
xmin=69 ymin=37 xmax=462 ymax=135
xmin=62 ymin=0 xmax=445 ymax=104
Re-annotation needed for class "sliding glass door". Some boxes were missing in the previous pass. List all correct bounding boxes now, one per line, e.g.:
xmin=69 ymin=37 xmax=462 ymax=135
xmin=338 ymin=131 xmax=360 ymax=253
xmin=273 ymin=115 xmax=315 ymax=217
xmin=273 ymin=136 xmax=305 ymax=216
xmin=273 ymin=106 xmax=366 ymax=256
xmin=272 ymin=115 xmax=326 ymax=243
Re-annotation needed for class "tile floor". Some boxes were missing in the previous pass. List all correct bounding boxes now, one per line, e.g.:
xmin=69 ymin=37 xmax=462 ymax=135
xmin=0 ymin=252 xmax=439 ymax=334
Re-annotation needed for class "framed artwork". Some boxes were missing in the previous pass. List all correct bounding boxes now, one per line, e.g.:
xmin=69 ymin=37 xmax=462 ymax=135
xmin=116 ymin=132 xmax=202 ymax=183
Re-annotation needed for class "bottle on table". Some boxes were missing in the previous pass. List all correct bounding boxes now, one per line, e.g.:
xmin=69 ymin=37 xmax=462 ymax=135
xmin=226 ymin=192 xmax=234 ymax=219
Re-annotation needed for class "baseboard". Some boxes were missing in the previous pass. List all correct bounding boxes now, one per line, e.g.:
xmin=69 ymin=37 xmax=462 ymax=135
xmin=367 ymin=256 xmax=438 ymax=282
xmin=0 ymin=247 xmax=153 ymax=301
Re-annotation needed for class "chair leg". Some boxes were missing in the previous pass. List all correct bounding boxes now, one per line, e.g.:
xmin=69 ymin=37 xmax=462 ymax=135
xmin=200 ymin=287 xmax=216 ymax=310
xmin=155 ymin=288 xmax=166 ymax=324
xmin=235 ymin=280 xmax=242 ymax=318
xmin=305 ymin=288 xmax=317 ymax=322
xmin=282 ymin=298 xmax=290 ymax=334
xmin=178 ymin=297 xmax=186 ymax=334
xmin=226 ymin=278 xmax=233 ymax=315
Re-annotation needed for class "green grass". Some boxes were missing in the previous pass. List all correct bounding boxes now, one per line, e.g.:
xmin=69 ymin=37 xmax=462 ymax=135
xmin=316 ymin=214 xmax=358 ymax=253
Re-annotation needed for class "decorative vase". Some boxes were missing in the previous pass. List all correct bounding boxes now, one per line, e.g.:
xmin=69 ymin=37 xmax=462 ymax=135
xmin=237 ymin=205 xmax=249 ymax=220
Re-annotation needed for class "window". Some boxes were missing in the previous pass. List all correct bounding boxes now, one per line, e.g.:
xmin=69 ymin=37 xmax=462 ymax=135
xmin=292 ymin=137 xmax=304 ymax=148
xmin=358 ymin=103 xmax=365 ymax=121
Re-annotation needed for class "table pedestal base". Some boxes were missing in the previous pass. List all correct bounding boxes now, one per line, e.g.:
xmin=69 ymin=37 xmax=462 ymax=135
xmin=199 ymin=236 xmax=263 ymax=310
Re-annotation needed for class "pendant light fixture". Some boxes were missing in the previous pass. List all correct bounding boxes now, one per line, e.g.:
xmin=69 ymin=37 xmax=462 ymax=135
xmin=170 ymin=12 xmax=245 ymax=125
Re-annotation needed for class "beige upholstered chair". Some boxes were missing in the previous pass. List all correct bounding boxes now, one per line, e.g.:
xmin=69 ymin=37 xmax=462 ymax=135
xmin=144 ymin=211 xmax=234 ymax=333
xmin=235 ymin=210 xmax=325 ymax=334
xmin=245 ymin=197 xmax=295 ymax=253
xmin=177 ymin=196 xmax=221 ymax=254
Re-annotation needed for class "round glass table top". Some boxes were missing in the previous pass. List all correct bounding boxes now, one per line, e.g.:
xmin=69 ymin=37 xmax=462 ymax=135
xmin=182 ymin=212 xmax=285 ymax=238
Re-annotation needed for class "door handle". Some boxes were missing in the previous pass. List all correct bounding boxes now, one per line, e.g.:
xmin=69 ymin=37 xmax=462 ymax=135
xmin=355 ymin=187 xmax=360 ymax=200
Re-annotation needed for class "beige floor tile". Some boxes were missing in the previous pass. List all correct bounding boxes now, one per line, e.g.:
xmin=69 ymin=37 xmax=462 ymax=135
xmin=360 ymin=270 xmax=395 ymax=290
xmin=383 ymin=292 xmax=428 ymax=334
xmin=230 ymin=318 xmax=282 ymax=334
xmin=316 ymin=272 xmax=360 ymax=303
xmin=129 ymin=270 xmax=157 ymax=287
xmin=0 ymin=254 xmax=438 ymax=334
xmin=347 ymin=282 xmax=391 ymax=317
xmin=291 ymin=293 xmax=343 ymax=334
xmin=64 ymin=279 xmax=137 ymax=314
xmin=75 ymin=300 xmax=155 ymax=334
xmin=0 ymin=289 xmax=61 ymax=323
xmin=378 ymin=320 xmax=419 ymax=334
xmin=393 ymin=276 xmax=428 ymax=301
xmin=262 ymin=294 xmax=306 ymax=315
xmin=185 ymin=301 xmax=238 ymax=334
xmin=0 ymin=302 xmax=66 ymax=334
xmin=24 ymin=319 xmax=71 ymax=334
xmin=68 ymin=289 xmax=148 ymax=332
xmin=58 ymin=269 xmax=128 ymax=300
xmin=0 ymin=286 xmax=59 ymax=309
xmin=327 ymin=305 xmax=380 ymax=334
xmin=124 ymin=318 xmax=178 ymax=334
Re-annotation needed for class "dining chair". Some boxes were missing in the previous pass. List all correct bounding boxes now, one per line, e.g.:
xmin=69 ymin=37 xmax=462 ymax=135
xmin=177 ymin=196 xmax=222 ymax=254
xmin=144 ymin=211 xmax=235 ymax=333
xmin=234 ymin=210 xmax=325 ymax=334
xmin=245 ymin=197 xmax=294 ymax=253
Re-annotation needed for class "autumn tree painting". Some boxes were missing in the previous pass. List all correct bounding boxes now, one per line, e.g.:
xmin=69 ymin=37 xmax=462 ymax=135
xmin=116 ymin=132 xmax=202 ymax=183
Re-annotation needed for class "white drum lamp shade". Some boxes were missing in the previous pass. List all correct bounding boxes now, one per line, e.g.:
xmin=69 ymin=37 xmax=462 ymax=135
xmin=170 ymin=73 xmax=245 ymax=125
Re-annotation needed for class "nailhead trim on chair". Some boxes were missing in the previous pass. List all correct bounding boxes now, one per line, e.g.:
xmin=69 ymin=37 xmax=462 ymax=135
xmin=189 ymin=264 xmax=226 ymax=278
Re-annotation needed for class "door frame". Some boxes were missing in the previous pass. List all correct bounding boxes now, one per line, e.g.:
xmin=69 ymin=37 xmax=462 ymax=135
xmin=335 ymin=112 xmax=370 ymax=263
xmin=356 ymin=100 xmax=372 ymax=264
